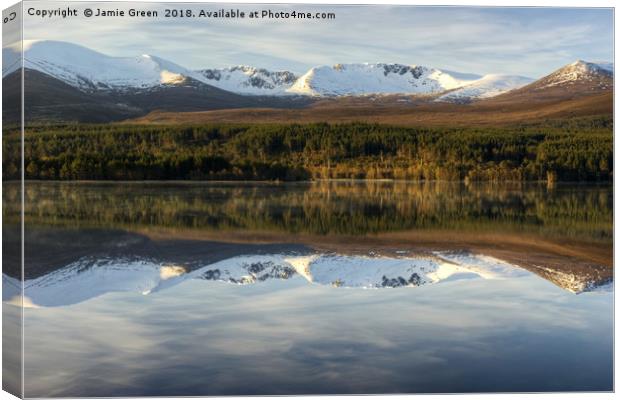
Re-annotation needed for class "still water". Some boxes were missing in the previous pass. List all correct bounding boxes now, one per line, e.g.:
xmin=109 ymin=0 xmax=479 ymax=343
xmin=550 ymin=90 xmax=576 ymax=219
xmin=2 ymin=181 xmax=614 ymax=396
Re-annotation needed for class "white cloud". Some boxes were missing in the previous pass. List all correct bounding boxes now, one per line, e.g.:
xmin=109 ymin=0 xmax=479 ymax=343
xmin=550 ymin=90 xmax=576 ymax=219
xmin=22 ymin=3 xmax=613 ymax=78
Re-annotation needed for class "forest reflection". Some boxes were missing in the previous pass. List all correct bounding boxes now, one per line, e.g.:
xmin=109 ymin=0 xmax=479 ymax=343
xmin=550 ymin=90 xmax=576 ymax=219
xmin=4 ymin=181 xmax=611 ymax=244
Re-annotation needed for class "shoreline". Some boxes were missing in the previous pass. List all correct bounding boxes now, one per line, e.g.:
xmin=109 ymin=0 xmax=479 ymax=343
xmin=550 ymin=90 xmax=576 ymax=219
xmin=5 ymin=179 xmax=614 ymax=184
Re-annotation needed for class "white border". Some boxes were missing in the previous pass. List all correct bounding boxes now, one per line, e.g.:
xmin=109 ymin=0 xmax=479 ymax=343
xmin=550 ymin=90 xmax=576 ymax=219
xmin=0 ymin=1 xmax=616 ymax=400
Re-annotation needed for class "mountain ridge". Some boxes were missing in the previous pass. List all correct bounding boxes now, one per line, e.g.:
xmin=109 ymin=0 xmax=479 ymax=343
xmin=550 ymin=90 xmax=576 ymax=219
xmin=4 ymin=40 xmax=546 ymax=101
xmin=3 ymin=40 xmax=613 ymax=124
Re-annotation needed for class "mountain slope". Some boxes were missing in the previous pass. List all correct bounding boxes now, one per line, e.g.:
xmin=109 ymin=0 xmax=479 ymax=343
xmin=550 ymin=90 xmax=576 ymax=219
xmin=131 ymin=91 xmax=612 ymax=127
xmin=3 ymin=69 xmax=143 ymax=123
xmin=197 ymin=66 xmax=298 ymax=95
xmin=534 ymin=60 xmax=613 ymax=90
xmin=3 ymin=40 xmax=206 ymax=91
xmin=3 ymin=68 xmax=312 ymax=123
xmin=437 ymin=74 xmax=534 ymax=102
xmin=487 ymin=60 xmax=613 ymax=104
xmin=287 ymin=63 xmax=479 ymax=96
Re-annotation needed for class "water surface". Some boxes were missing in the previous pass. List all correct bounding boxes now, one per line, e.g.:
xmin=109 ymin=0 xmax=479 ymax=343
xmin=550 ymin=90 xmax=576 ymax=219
xmin=2 ymin=181 xmax=613 ymax=396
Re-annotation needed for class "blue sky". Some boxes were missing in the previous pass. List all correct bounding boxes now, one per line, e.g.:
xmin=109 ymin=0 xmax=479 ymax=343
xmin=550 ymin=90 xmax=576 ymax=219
xmin=24 ymin=3 xmax=613 ymax=78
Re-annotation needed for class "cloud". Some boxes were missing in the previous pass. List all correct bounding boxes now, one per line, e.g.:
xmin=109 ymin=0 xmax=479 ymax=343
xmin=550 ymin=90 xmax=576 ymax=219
xmin=22 ymin=3 xmax=613 ymax=77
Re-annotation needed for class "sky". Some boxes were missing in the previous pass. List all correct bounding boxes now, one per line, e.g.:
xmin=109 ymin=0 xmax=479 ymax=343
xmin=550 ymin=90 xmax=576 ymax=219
xmin=22 ymin=2 xmax=614 ymax=78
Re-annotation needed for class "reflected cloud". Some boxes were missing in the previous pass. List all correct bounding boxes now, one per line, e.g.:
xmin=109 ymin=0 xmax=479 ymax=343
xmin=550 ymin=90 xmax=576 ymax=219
xmin=21 ymin=272 xmax=612 ymax=396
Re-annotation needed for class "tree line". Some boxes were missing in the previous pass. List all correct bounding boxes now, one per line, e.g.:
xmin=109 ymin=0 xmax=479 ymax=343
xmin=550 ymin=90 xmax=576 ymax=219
xmin=3 ymin=118 xmax=613 ymax=182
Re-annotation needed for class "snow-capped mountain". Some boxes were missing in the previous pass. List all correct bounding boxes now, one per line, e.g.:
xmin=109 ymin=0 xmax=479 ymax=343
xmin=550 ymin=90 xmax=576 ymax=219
xmin=537 ymin=60 xmax=613 ymax=89
xmin=437 ymin=74 xmax=534 ymax=102
xmin=3 ymin=250 xmax=610 ymax=308
xmin=485 ymin=60 xmax=614 ymax=103
xmin=3 ymin=41 xmax=612 ymax=103
xmin=288 ymin=63 xmax=477 ymax=96
xmin=523 ymin=60 xmax=613 ymax=93
xmin=196 ymin=63 xmax=532 ymax=99
xmin=286 ymin=64 xmax=533 ymax=100
xmin=3 ymin=40 xmax=207 ymax=91
xmin=197 ymin=66 xmax=298 ymax=95
xmin=3 ymin=40 xmax=533 ymax=100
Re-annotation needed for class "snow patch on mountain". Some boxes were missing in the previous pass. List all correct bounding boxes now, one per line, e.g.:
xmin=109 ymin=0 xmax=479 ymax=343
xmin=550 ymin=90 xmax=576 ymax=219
xmin=3 ymin=40 xmax=207 ymax=90
xmin=285 ymin=63 xmax=534 ymax=100
xmin=287 ymin=63 xmax=477 ymax=96
xmin=197 ymin=66 xmax=298 ymax=95
xmin=437 ymin=74 xmax=534 ymax=102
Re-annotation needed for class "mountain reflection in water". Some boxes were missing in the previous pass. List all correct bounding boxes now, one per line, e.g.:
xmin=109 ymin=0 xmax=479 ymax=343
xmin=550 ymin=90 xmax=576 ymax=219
xmin=2 ymin=248 xmax=612 ymax=309
xmin=2 ymin=181 xmax=613 ymax=396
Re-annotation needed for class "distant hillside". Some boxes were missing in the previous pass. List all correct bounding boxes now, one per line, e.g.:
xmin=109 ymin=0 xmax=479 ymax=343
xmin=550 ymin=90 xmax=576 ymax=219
xmin=2 ymin=69 xmax=312 ymax=124
xmin=128 ymin=91 xmax=612 ymax=128
xmin=486 ymin=60 xmax=613 ymax=104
